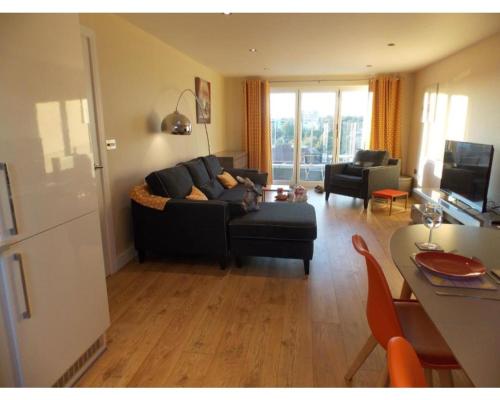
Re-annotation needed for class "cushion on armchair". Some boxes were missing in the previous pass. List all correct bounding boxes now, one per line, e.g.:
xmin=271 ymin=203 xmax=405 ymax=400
xmin=353 ymin=150 xmax=388 ymax=166
xmin=331 ymin=174 xmax=363 ymax=189
xmin=344 ymin=160 xmax=375 ymax=176
xmin=145 ymin=165 xmax=194 ymax=199
xmin=343 ymin=165 xmax=364 ymax=176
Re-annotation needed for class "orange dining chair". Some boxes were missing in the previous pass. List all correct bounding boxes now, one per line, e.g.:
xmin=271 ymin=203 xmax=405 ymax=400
xmin=387 ymin=337 xmax=427 ymax=388
xmin=345 ymin=234 xmax=460 ymax=387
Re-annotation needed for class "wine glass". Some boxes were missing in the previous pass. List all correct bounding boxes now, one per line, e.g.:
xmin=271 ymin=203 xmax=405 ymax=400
xmin=419 ymin=203 xmax=443 ymax=250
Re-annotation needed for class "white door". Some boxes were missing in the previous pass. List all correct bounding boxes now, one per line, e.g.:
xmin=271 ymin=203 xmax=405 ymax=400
xmin=0 ymin=15 xmax=97 ymax=247
xmin=0 ymin=212 xmax=110 ymax=387
xmin=80 ymin=29 xmax=116 ymax=276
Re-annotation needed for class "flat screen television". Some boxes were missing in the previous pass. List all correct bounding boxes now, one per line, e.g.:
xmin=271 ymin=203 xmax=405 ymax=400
xmin=440 ymin=140 xmax=494 ymax=212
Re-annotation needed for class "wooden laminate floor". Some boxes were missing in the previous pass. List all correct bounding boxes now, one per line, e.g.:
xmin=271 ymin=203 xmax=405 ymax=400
xmin=77 ymin=192 xmax=471 ymax=387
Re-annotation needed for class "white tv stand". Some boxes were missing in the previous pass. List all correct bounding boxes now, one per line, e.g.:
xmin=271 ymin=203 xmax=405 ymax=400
xmin=412 ymin=188 xmax=500 ymax=228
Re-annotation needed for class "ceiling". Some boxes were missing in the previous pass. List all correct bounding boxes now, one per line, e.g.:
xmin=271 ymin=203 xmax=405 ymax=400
xmin=121 ymin=13 xmax=500 ymax=76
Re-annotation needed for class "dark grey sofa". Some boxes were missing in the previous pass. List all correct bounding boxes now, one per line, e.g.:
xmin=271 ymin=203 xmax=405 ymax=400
xmin=131 ymin=155 xmax=267 ymax=267
xmin=324 ymin=150 xmax=401 ymax=208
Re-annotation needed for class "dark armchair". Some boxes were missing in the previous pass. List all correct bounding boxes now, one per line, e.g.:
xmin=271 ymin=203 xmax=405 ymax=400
xmin=324 ymin=150 xmax=401 ymax=209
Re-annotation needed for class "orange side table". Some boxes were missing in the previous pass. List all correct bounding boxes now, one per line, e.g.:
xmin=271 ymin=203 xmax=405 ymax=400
xmin=371 ymin=189 xmax=408 ymax=215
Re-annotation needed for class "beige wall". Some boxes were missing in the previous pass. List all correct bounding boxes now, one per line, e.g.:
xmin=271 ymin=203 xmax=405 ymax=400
xmin=408 ymin=32 xmax=500 ymax=203
xmin=224 ymin=74 xmax=415 ymax=174
xmin=223 ymin=77 xmax=246 ymax=150
xmin=79 ymin=14 xmax=228 ymax=259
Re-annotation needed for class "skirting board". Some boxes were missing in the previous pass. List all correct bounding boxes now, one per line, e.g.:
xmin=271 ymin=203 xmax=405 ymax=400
xmin=115 ymin=246 xmax=137 ymax=272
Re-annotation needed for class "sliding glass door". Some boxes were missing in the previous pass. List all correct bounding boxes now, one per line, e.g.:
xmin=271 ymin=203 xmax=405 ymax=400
xmin=270 ymin=85 xmax=370 ymax=186
xmin=338 ymin=88 xmax=372 ymax=163
xmin=299 ymin=91 xmax=336 ymax=183
xmin=270 ymin=91 xmax=296 ymax=183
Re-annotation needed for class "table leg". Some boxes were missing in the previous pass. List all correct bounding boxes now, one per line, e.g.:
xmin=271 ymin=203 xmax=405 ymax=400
xmin=389 ymin=197 xmax=393 ymax=215
xmin=399 ymin=280 xmax=412 ymax=299
xmin=405 ymin=194 xmax=408 ymax=210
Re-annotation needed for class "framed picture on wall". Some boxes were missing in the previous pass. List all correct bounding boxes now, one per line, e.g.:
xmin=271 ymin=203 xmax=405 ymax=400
xmin=195 ymin=77 xmax=211 ymax=124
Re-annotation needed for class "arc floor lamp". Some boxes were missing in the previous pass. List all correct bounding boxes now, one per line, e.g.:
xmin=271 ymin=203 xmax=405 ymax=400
xmin=161 ymin=88 xmax=211 ymax=155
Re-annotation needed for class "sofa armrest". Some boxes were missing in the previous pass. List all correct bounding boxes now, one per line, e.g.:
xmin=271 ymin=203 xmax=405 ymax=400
xmin=325 ymin=163 xmax=349 ymax=186
xmin=225 ymin=167 xmax=268 ymax=186
xmin=363 ymin=164 xmax=400 ymax=196
xmin=131 ymin=198 xmax=229 ymax=257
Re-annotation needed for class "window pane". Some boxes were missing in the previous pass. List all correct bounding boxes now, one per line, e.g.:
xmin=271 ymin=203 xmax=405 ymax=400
xmin=271 ymin=92 xmax=296 ymax=182
xmin=299 ymin=92 xmax=336 ymax=182
xmin=338 ymin=89 xmax=370 ymax=162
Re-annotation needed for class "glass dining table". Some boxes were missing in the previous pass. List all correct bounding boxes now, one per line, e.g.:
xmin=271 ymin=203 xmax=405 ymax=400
xmin=390 ymin=224 xmax=500 ymax=387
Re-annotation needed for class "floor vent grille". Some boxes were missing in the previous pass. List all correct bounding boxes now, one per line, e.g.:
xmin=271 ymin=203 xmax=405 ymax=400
xmin=52 ymin=336 xmax=105 ymax=387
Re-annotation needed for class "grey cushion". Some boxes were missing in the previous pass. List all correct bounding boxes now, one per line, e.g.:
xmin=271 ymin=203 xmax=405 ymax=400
xmin=229 ymin=202 xmax=317 ymax=241
xmin=354 ymin=161 xmax=375 ymax=167
xmin=199 ymin=179 xmax=225 ymax=199
xmin=145 ymin=165 xmax=194 ymax=199
xmin=331 ymin=173 xmax=363 ymax=190
xmin=353 ymin=150 xmax=388 ymax=166
xmin=183 ymin=158 xmax=210 ymax=187
xmin=217 ymin=184 xmax=262 ymax=203
xmin=344 ymin=165 xmax=365 ymax=177
xmin=344 ymin=161 xmax=375 ymax=176
xmin=201 ymin=155 xmax=223 ymax=179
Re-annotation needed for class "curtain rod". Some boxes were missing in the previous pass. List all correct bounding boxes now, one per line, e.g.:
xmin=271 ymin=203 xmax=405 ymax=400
xmin=269 ymin=78 xmax=371 ymax=83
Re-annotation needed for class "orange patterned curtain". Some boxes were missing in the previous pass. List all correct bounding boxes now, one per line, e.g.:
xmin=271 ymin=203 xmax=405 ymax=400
xmin=369 ymin=76 xmax=401 ymax=158
xmin=244 ymin=79 xmax=272 ymax=181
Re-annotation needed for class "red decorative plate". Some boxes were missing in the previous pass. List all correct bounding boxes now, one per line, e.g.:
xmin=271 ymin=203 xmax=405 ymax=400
xmin=415 ymin=252 xmax=486 ymax=278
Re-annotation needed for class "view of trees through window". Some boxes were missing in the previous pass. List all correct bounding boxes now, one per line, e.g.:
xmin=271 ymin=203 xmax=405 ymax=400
xmin=270 ymin=87 xmax=371 ymax=183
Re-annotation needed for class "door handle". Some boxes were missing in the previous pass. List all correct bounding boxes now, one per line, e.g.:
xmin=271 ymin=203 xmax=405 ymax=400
xmin=13 ymin=253 xmax=31 ymax=319
xmin=0 ymin=162 xmax=18 ymax=235
xmin=94 ymin=164 xmax=104 ymax=170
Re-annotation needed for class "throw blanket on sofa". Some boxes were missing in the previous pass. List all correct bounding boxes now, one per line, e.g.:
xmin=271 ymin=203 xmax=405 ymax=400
xmin=130 ymin=184 xmax=170 ymax=211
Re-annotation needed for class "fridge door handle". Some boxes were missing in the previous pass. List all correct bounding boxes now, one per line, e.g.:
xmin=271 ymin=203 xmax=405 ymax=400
xmin=13 ymin=253 xmax=31 ymax=319
xmin=0 ymin=162 xmax=19 ymax=235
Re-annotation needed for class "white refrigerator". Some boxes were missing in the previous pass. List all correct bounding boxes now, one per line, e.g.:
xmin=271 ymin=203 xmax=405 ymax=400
xmin=0 ymin=15 xmax=110 ymax=387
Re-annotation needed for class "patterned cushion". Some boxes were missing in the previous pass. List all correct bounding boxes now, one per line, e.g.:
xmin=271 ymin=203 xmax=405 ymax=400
xmin=185 ymin=186 xmax=208 ymax=201
xmin=129 ymin=184 xmax=169 ymax=210
xmin=217 ymin=171 xmax=238 ymax=189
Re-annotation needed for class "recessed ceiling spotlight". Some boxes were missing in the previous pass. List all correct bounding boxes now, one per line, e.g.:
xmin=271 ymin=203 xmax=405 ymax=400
xmin=249 ymin=48 xmax=257 ymax=53
xmin=387 ymin=43 xmax=396 ymax=47
xmin=366 ymin=64 xmax=373 ymax=68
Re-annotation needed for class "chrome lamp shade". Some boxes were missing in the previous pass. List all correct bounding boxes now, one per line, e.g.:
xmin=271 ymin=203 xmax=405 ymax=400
xmin=161 ymin=111 xmax=192 ymax=135
xmin=161 ymin=88 xmax=211 ymax=154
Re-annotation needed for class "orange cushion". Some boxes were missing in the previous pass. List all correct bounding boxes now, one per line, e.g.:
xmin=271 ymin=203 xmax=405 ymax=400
xmin=185 ymin=186 xmax=208 ymax=201
xmin=129 ymin=184 xmax=169 ymax=210
xmin=217 ymin=171 xmax=238 ymax=189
